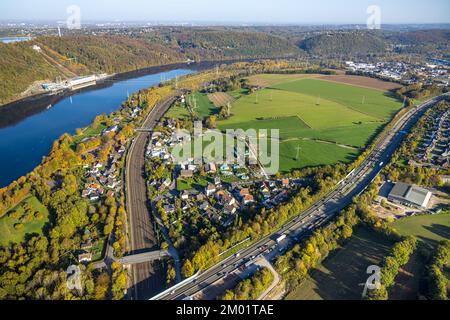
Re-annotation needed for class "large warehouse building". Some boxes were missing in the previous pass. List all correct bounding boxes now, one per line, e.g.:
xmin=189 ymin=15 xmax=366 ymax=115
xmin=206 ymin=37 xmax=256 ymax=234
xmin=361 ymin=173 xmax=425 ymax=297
xmin=388 ymin=182 xmax=432 ymax=209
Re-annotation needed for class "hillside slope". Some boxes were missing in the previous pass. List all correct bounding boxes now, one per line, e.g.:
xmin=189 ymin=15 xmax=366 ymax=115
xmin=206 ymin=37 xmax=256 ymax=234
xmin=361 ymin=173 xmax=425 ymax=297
xmin=0 ymin=42 xmax=62 ymax=105
xmin=299 ymin=31 xmax=387 ymax=56
xmin=39 ymin=35 xmax=185 ymax=74
xmin=0 ymin=31 xmax=302 ymax=106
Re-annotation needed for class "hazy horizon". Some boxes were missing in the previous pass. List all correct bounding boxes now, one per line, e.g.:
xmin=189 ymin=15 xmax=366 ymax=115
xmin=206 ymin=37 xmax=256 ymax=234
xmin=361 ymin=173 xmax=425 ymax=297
xmin=1 ymin=0 xmax=449 ymax=25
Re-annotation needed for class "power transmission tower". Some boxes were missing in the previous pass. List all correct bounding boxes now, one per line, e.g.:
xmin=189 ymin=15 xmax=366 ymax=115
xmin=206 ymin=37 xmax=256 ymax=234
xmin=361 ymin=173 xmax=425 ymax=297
xmin=295 ymin=145 xmax=301 ymax=160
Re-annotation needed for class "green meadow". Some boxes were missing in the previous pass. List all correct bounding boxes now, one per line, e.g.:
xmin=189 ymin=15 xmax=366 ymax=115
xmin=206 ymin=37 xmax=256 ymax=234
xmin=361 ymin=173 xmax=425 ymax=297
xmin=272 ymin=78 xmax=401 ymax=120
xmin=217 ymin=76 xmax=402 ymax=172
xmin=391 ymin=212 xmax=450 ymax=249
xmin=0 ymin=196 xmax=49 ymax=246
xmin=189 ymin=92 xmax=216 ymax=118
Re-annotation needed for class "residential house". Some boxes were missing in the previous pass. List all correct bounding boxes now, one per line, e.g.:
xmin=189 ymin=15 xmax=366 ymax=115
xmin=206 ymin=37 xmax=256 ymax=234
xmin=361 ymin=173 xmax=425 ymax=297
xmin=242 ymin=194 xmax=254 ymax=205
xmin=196 ymin=193 xmax=206 ymax=202
xmin=78 ymin=252 xmax=92 ymax=263
xmin=224 ymin=205 xmax=237 ymax=215
xmin=239 ymin=188 xmax=250 ymax=198
xmin=181 ymin=191 xmax=190 ymax=200
xmin=206 ymin=162 xmax=217 ymax=173
xmin=205 ymin=184 xmax=217 ymax=197
xmin=163 ymin=205 xmax=175 ymax=214
xmin=180 ymin=170 xmax=194 ymax=178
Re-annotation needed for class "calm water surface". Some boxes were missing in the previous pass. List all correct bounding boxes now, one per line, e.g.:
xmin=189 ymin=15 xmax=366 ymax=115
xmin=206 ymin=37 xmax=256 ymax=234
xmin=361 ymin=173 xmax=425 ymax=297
xmin=0 ymin=68 xmax=194 ymax=187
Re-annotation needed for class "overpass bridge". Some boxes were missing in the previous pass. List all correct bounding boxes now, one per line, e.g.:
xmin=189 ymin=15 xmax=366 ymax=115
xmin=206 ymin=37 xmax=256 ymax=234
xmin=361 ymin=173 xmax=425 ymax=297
xmin=93 ymin=249 xmax=170 ymax=269
xmin=118 ymin=250 xmax=170 ymax=265
xmin=135 ymin=128 xmax=153 ymax=133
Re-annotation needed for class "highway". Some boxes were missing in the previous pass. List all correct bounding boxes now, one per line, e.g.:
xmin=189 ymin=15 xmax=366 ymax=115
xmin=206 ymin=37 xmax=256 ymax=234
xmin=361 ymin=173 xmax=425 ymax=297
xmin=125 ymin=95 xmax=177 ymax=299
xmin=155 ymin=94 xmax=448 ymax=300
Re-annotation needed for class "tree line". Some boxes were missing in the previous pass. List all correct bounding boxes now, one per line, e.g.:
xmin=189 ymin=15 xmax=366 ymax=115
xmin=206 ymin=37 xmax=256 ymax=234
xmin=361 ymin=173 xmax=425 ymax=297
xmin=219 ymin=267 xmax=274 ymax=300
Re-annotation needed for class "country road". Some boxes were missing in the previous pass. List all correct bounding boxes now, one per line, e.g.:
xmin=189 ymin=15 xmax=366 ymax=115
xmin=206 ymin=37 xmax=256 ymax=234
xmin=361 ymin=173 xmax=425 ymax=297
xmin=125 ymin=95 xmax=177 ymax=299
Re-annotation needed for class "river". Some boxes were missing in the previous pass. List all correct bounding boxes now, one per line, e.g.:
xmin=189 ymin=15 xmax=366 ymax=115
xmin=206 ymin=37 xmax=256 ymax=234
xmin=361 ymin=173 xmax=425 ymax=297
xmin=0 ymin=67 xmax=196 ymax=187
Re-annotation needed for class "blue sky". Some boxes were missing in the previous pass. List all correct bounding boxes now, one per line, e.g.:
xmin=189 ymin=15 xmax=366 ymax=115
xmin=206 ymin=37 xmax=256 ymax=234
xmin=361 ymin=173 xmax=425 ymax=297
xmin=1 ymin=0 xmax=449 ymax=24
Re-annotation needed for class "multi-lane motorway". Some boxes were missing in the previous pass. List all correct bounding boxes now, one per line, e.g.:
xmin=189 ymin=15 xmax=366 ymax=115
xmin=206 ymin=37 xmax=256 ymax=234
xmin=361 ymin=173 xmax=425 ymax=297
xmin=154 ymin=93 xmax=448 ymax=300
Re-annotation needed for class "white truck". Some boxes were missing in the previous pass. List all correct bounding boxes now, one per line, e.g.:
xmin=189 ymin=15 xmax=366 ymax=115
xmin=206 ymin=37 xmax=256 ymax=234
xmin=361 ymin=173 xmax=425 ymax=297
xmin=276 ymin=234 xmax=287 ymax=243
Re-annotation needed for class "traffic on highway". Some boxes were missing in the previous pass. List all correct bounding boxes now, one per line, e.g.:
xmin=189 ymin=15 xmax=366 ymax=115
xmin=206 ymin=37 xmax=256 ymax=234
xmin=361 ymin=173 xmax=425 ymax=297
xmin=149 ymin=94 xmax=448 ymax=300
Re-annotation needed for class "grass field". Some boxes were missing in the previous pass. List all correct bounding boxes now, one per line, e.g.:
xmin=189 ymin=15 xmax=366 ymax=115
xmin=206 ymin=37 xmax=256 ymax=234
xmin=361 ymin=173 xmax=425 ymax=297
xmin=285 ymin=226 xmax=394 ymax=300
xmin=388 ymin=212 xmax=450 ymax=299
xmin=72 ymin=123 xmax=106 ymax=144
xmin=217 ymin=75 xmax=402 ymax=172
xmin=0 ymin=195 xmax=49 ymax=246
xmin=272 ymin=79 xmax=402 ymax=120
xmin=189 ymin=92 xmax=217 ymax=119
xmin=165 ymin=103 xmax=191 ymax=119
xmin=391 ymin=212 xmax=450 ymax=249
xmin=208 ymin=92 xmax=236 ymax=107
xmin=278 ymin=139 xmax=359 ymax=173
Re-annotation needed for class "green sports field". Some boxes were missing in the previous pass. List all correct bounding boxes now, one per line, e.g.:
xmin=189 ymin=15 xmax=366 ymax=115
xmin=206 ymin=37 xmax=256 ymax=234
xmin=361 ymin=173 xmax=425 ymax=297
xmin=218 ymin=76 xmax=403 ymax=172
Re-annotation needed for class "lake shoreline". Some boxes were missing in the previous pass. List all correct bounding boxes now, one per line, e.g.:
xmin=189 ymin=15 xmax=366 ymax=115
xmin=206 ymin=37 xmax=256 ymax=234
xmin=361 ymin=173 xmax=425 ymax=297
xmin=0 ymin=58 xmax=266 ymax=129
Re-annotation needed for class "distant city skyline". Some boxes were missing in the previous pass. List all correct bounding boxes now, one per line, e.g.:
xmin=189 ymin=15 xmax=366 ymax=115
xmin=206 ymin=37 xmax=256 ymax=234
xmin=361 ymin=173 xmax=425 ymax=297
xmin=1 ymin=0 xmax=449 ymax=24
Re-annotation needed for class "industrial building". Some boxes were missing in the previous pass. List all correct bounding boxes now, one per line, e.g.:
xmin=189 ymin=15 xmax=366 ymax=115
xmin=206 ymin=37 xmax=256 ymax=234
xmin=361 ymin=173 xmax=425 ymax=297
xmin=388 ymin=182 xmax=432 ymax=209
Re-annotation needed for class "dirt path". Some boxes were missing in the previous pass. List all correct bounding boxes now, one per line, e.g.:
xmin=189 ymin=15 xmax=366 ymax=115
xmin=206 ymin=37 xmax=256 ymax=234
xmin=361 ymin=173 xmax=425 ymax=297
xmin=280 ymin=137 xmax=359 ymax=150
xmin=255 ymin=258 xmax=282 ymax=300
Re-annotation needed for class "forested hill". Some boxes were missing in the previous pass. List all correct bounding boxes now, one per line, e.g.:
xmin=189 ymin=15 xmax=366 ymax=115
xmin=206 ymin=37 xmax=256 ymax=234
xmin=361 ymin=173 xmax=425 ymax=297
xmin=1 ymin=27 xmax=449 ymax=106
xmin=160 ymin=30 xmax=301 ymax=60
xmin=299 ymin=31 xmax=387 ymax=56
xmin=38 ymin=35 xmax=185 ymax=74
xmin=387 ymin=29 xmax=450 ymax=45
xmin=0 ymin=31 xmax=302 ymax=106
xmin=0 ymin=42 xmax=62 ymax=105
